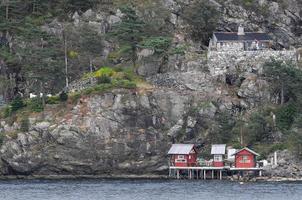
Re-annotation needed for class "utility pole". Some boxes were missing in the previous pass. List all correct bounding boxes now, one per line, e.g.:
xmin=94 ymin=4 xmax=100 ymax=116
xmin=238 ymin=109 xmax=245 ymax=147
xmin=64 ymin=31 xmax=69 ymax=88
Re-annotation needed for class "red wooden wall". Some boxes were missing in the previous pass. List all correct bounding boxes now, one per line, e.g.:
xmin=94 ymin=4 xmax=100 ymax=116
xmin=171 ymin=152 xmax=197 ymax=167
xmin=234 ymin=149 xmax=256 ymax=168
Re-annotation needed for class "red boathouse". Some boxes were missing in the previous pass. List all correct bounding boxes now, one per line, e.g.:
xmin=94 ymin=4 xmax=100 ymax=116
xmin=233 ymin=147 xmax=260 ymax=168
xmin=168 ymin=144 xmax=197 ymax=167
xmin=211 ymin=144 xmax=226 ymax=167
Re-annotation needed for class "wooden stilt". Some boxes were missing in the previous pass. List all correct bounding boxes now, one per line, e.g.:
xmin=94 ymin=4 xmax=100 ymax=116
xmin=177 ymin=170 xmax=180 ymax=179
xmin=187 ymin=170 xmax=189 ymax=179
xmin=169 ymin=168 xmax=171 ymax=177
xmin=259 ymin=170 xmax=262 ymax=177
xmin=204 ymin=170 xmax=206 ymax=180
xmin=212 ymin=170 xmax=214 ymax=179
xmin=219 ymin=170 xmax=222 ymax=180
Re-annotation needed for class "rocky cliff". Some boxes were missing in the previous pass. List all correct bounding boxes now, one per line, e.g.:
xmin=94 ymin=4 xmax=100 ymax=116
xmin=0 ymin=87 xmax=220 ymax=176
xmin=0 ymin=0 xmax=302 ymax=177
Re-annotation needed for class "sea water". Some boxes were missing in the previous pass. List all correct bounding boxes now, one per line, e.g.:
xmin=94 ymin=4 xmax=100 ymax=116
xmin=0 ymin=179 xmax=301 ymax=200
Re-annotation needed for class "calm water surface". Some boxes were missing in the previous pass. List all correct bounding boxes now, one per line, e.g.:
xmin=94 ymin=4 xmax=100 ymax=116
xmin=0 ymin=179 xmax=302 ymax=200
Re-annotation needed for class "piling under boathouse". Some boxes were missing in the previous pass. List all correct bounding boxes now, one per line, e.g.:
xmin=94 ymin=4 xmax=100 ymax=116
xmin=168 ymin=144 xmax=263 ymax=180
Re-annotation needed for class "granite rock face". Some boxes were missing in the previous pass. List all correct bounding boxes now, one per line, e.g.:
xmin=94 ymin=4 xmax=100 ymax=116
xmin=0 ymin=89 xmax=210 ymax=176
xmin=264 ymin=150 xmax=302 ymax=178
xmin=0 ymin=0 xmax=301 ymax=178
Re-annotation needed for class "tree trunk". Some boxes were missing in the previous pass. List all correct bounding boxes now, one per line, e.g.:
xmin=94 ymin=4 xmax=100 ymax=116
xmin=281 ymin=82 xmax=284 ymax=105
xmin=240 ymin=125 xmax=243 ymax=146
xmin=89 ymin=58 xmax=93 ymax=84
xmin=5 ymin=4 xmax=9 ymax=20
xmin=131 ymin=46 xmax=138 ymax=75
xmin=39 ymin=81 xmax=45 ymax=118
xmin=64 ymin=32 xmax=69 ymax=88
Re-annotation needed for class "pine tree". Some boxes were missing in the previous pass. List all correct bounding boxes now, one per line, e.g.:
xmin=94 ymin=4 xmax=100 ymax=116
xmin=19 ymin=18 xmax=64 ymax=106
xmin=263 ymin=60 xmax=302 ymax=105
xmin=77 ymin=24 xmax=103 ymax=75
xmin=109 ymin=5 xmax=145 ymax=74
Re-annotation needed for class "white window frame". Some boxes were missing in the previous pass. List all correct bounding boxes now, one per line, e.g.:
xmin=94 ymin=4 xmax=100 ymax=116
xmin=175 ymin=155 xmax=186 ymax=163
xmin=240 ymin=155 xmax=251 ymax=163
xmin=214 ymin=155 xmax=222 ymax=162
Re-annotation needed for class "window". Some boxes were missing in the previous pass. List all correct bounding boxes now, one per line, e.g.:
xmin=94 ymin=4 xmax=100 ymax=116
xmin=214 ymin=155 xmax=222 ymax=162
xmin=176 ymin=155 xmax=186 ymax=163
xmin=240 ymin=155 xmax=250 ymax=163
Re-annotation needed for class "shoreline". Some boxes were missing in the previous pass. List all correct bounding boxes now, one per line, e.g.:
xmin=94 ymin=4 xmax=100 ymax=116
xmin=0 ymin=174 xmax=302 ymax=182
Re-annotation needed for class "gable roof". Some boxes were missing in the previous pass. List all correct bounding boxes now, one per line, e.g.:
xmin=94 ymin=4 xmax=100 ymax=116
xmin=232 ymin=147 xmax=260 ymax=156
xmin=211 ymin=144 xmax=226 ymax=155
xmin=168 ymin=144 xmax=195 ymax=155
xmin=214 ymin=32 xmax=272 ymax=42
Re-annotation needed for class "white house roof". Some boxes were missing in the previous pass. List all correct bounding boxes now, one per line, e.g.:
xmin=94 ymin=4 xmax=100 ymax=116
xmin=168 ymin=144 xmax=195 ymax=155
xmin=211 ymin=144 xmax=226 ymax=155
xmin=232 ymin=147 xmax=260 ymax=156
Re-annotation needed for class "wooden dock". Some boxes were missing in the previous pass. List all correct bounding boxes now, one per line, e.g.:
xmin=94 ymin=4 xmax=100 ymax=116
xmin=169 ymin=166 xmax=263 ymax=180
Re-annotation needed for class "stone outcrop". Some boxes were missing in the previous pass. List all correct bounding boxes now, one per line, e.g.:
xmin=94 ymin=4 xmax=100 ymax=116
xmin=264 ymin=150 xmax=302 ymax=178
xmin=0 ymin=0 xmax=301 ymax=178
xmin=0 ymin=88 xmax=213 ymax=176
xmin=208 ymin=50 xmax=298 ymax=76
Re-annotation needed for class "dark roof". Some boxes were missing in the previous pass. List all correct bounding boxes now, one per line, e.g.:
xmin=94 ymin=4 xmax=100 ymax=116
xmin=214 ymin=32 xmax=272 ymax=42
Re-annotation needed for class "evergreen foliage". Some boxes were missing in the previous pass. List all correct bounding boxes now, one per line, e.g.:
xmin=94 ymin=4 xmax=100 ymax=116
xmin=263 ymin=60 xmax=302 ymax=105
xmin=59 ymin=92 xmax=68 ymax=102
xmin=288 ymin=115 xmax=302 ymax=158
xmin=97 ymin=75 xmax=111 ymax=84
xmin=140 ymin=37 xmax=172 ymax=54
xmin=182 ymin=0 xmax=220 ymax=43
xmin=276 ymin=103 xmax=297 ymax=131
xmin=27 ymin=97 xmax=44 ymax=112
xmin=10 ymin=96 xmax=25 ymax=112
xmin=109 ymin=5 xmax=146 ymax=73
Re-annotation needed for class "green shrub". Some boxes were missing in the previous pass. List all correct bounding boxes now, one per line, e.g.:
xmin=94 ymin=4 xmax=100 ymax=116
xmin=27 ymin=98 xmax=44 ymax=112
xmin=69 ymin=92 xmax=81 ymax=104
xmin=11 ymin=97 xmax=25 ymax=112
xmin=97 ymin=75 xmax=112 ymax=84
xmin=83 ymin=87 xmax=97 ymax=95
xmin=46 ymin=96 xmax=60 ymax=104
xmin=3 ymin=106 xmax=12 ymax=118
xmin=140 ymin=37 xmax=172 ymax=54
xmin=113 ymin=80 xmax=136 ymax=89
xmin=59 ymin=92 xmax=68 ymax=102
xmin=94 ymin=67 xmax=115 ymax=78
xmin=113 ymin=66 xmax=124 ymax=72
xmin=287 ymin=115 xmax=302 ymax=158
xmin=276 ymin=103 xmax=297 ymax=131
xmin=170 ymin=45 xmax=187 ymax=55
xmin=20 ymin=116 xmax=30 ymax=132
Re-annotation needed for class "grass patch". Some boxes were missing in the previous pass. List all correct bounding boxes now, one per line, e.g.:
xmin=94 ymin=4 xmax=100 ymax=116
xmin=68 ymin=67 xmax=138 ymax=102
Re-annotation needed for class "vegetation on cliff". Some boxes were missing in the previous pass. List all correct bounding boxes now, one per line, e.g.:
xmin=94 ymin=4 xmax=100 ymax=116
xmin=0 ymin=0 xmax=302 ymax=175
